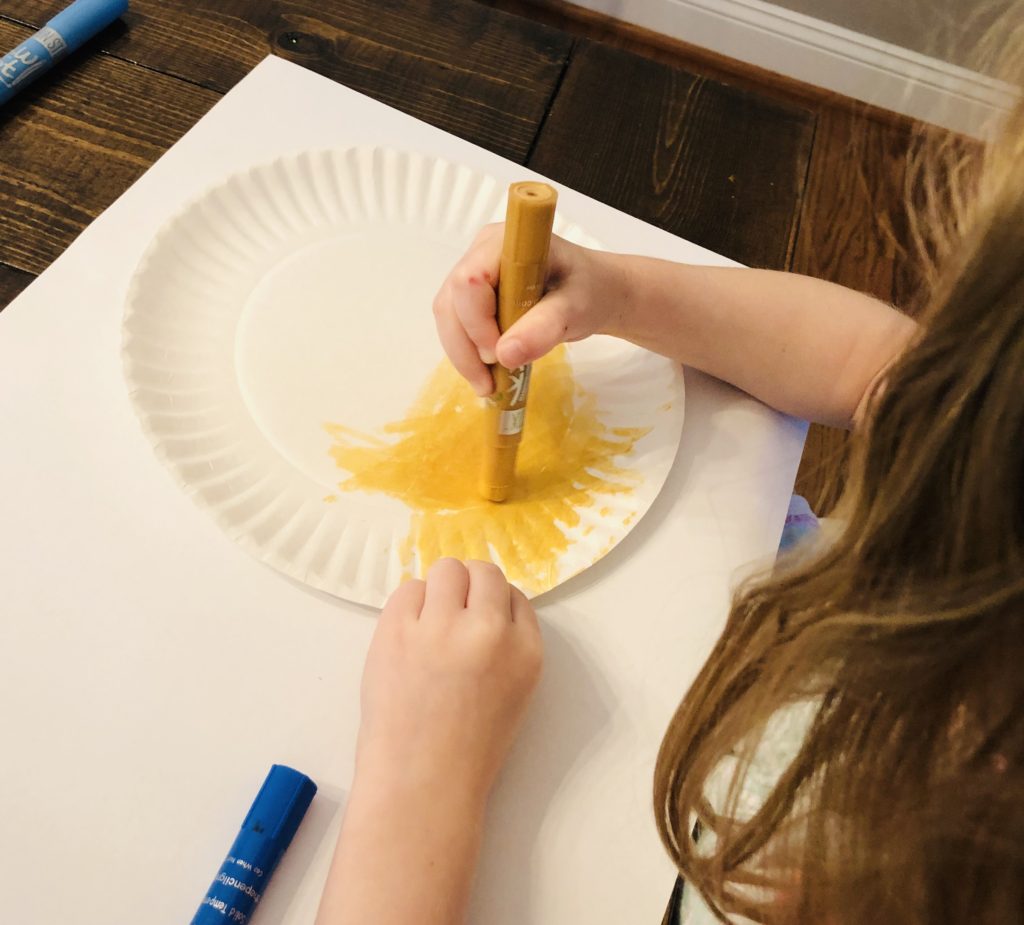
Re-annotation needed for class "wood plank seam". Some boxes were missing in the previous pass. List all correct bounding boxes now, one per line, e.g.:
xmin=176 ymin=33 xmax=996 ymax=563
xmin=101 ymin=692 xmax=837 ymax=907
xmin=784 ymin=110 xmax=821 ymax=272
xmin=524 ymin=38 xmax=577 ymax=166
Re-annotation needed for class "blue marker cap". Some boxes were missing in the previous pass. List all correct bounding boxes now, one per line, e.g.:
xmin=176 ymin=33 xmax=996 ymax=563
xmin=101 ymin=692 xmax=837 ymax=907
xmin=49 ymin=0 xmax=129 ymax=52
xmin=242 ymin=764 xmax=318 ymax=851
xmin=192 ymin=765 xmax=317 ymax=925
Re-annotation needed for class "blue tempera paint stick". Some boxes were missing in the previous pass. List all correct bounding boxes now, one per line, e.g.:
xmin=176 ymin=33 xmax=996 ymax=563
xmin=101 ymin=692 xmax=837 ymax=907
xmin=0 ymin=0 xmax=129 ymax=105
xmin=192 ymin=765 xmax=318 ymax=925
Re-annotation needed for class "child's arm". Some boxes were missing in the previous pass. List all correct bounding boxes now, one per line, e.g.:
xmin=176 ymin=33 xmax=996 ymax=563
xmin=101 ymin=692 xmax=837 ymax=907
xmin=315 ymin=559 xmax=543 ymax=925
xmin=606 ymin=258 xmax=915 ymax=428
xmin=434 ymin=226 xmax=917 ymax=429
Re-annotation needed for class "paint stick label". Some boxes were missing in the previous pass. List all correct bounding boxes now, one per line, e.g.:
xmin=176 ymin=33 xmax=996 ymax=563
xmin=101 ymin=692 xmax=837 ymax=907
xmin=35 ymin=27 xmax=69 ymax=60
xmin=0 ymin=42 xmax=49 ymax=91
xmin=0 ymin=26 xmax=68 ymax=97
xmin=499 ymin=408 xmax=525 ymax=436
xmin=508 ymin=364 xmax=531 ymax=406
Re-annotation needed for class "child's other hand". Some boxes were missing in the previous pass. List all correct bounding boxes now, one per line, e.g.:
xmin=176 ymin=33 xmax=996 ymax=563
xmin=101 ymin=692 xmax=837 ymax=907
xmin=355 ymin=558 xmax=543 ymax=809
xmin=432 ymin=224 xmax=629 ymax=396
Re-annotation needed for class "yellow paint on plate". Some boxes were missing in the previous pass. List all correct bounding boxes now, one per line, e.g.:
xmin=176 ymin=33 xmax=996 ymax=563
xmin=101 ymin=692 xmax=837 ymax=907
xmin=324 ymin=346 xmax=650 ymax=593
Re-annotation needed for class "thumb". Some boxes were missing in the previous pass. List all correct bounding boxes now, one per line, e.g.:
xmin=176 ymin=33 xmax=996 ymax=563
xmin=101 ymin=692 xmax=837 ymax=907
xmin=495 ymin=292 xmax=572 ymax=369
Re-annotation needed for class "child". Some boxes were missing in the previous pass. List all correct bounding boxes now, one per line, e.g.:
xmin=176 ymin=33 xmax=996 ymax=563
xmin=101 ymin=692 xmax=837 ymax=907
xmin=316 ymin=91 xmax=1024 ymax=925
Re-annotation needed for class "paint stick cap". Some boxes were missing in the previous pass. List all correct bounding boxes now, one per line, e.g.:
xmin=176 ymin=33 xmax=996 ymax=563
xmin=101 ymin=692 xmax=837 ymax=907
xmin=502 ymin=182 xmax=557 ymax=265
xmin=241 ymin=765 xmax=317 ymax=853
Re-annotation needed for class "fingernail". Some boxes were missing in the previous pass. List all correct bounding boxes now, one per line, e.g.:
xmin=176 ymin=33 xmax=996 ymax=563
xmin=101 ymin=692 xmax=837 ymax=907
xmin=499 ymin=338 xmax=526 ymax=369
xmin=478 ymin=346 xmax=496 ymax=364
xmin=472 ymin=370 xmax=494 ymax=397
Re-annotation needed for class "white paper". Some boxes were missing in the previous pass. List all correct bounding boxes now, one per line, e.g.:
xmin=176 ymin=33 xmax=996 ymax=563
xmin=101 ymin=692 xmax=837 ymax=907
xmin=0 ymin=56 xmax=806 ymax=925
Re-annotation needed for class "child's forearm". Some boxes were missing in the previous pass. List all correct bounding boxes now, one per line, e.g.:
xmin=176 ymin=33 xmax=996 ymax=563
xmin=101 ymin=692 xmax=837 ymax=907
xmin=602 ymin=258 xmax=917 ymax=429
xmin=317 ymin=562 xmax=541 ymax=925
xmin=315 ymin=769 xmax=486 ymax=925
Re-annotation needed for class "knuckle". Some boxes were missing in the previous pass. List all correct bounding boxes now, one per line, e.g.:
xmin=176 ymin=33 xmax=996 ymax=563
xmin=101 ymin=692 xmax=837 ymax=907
xmin=479 ymin=607 xmax=509 ymax=629
xmin=473 ymin=614 xmax=510 ymax=650
xmin=385 ymin=577 xmax=420 ymax=608
xmin=428 ymin=556 xmax=466 ymax=582
xmin=467 ymin=558 xmax=504 ymax=580
xmin=397 ymin=577 xmax=425 ymax=595
xmin=452 ymin=265 xmax=474 ymax=290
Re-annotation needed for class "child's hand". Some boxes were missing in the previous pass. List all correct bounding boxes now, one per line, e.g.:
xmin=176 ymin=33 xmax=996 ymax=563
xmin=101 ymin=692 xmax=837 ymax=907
xmin=354 ymin=558 xmax=543 ymax=809
xmin=433 ymin=224 xmax=630 ymax=396
xmin=318 ymin=561 xmax=542 ymax=925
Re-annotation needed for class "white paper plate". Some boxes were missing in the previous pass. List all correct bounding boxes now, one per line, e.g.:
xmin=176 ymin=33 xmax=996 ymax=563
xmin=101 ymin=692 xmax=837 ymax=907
xmin=123 ymin=147 xmax=684 ymax=607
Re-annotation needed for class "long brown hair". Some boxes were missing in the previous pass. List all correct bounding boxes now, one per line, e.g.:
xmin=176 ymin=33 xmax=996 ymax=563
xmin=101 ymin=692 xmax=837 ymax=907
xmin=655 ymin=60 xmax=1024 ymax=925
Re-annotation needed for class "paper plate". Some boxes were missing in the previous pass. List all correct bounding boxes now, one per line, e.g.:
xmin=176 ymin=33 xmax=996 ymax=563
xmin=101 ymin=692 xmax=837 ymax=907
xmin=123 ymin=147 xmax=684 ymax=607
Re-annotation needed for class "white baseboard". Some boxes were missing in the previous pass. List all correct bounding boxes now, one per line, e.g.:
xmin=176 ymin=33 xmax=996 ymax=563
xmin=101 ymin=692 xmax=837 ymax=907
xmin=570 ymin=0 xmax=1018 ymax=137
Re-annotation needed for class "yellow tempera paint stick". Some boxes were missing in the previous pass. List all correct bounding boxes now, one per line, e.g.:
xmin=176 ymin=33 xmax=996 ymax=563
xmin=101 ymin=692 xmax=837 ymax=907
xmin=480 ymin=181 xmax=558 ymax=502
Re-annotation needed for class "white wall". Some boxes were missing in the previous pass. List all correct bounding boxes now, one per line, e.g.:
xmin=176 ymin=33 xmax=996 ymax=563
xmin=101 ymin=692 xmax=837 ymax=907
xmin=771 ymin=0 xmax=1012 ymax=75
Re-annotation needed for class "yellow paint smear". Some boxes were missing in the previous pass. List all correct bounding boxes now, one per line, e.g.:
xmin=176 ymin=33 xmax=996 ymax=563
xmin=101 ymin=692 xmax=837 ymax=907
xmin=324 ymin=346 xmax=650 ymax=594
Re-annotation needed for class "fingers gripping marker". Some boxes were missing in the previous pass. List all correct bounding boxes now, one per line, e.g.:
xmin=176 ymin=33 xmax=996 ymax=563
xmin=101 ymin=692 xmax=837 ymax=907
xmin=480 ymin=182 xmax=557 ymax=502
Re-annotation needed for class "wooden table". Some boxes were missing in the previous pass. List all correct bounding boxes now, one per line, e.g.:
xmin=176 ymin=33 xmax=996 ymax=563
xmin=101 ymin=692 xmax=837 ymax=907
xmin=0 ymin=0 xmax=814 ymax=312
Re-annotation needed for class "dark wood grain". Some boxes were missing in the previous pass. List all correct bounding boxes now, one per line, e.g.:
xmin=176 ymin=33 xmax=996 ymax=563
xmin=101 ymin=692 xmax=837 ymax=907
xmin=0 ymin=264 xmax=35 ymax=310
xmin=2 ymin=0 xmax=572 ymax=163
xmin=791 ymin=109 xmax=913 ymax=513
xmin=0 ymin=19 xmax=220 ymax=275
xmin=529 ymin=40 xmax=814 ymax=269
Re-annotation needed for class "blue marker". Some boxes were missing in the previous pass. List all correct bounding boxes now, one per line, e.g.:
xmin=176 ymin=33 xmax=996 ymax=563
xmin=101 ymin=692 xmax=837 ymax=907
xmin=0 ymin=0 xmax=129 ymax=105
xmin=192 ymin=765 xmax=317 ymax=925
